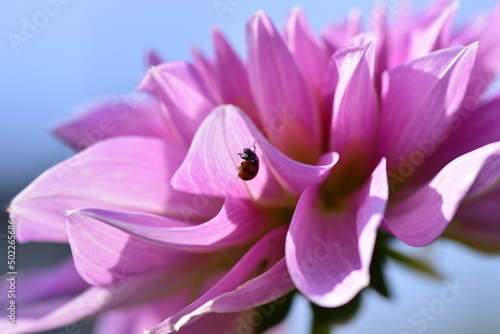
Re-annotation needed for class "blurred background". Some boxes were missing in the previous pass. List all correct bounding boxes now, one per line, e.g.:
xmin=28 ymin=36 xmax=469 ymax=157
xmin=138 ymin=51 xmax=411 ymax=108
xmin=1 ymin=0 xmax=500 ymax=333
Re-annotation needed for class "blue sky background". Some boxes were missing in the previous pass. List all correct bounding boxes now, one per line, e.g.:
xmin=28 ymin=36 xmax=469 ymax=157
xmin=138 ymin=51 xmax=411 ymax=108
xmin=1 ymin=0 xmax=500 ymax=333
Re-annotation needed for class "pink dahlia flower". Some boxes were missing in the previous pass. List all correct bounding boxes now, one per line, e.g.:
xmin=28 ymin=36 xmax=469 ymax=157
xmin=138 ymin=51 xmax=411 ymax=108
xmin=5 ymin=1 xmax=500 ymax=333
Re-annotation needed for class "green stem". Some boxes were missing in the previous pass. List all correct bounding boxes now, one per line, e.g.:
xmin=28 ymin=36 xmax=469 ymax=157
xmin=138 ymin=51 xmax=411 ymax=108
xmin=311 ymin=316 xmax=331 ymax=334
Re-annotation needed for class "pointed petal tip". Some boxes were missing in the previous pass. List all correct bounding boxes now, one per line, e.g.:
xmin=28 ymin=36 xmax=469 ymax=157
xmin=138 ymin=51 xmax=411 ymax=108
xmin=249 ymin=9 xmax=272 ymax=28
xmin=289 ymin=5 xmax=304 ymax=17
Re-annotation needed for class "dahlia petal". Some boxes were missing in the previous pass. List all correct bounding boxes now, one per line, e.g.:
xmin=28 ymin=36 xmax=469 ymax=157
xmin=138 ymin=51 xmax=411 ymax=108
xmin=368 ymin=2 xmax=388 ymax=85
xmin=52 ymin=95 xmax=174 ymax=151
xmin=1 ymin=268 xmax=182 ymax=334
xmin=171 ymin=105 xmax=338 ymax=202
xmin=406 ymin=1 xmax=457 ymax=61
xmin=145 ymin=226 xmax=288 ymax=333
xmin=453 ymin=5 xmax=500 ymax=98
xmin=384 ymin=143 xmax=500 ymax=246
xmin=286 ymin=159 xmax=388 ymax=307
xmin=212 ymin=27 xmax=259 ymax=122
xmin=138 ymin=62 xmax=217 ymax=146
xmin=68 ymin=196 xmax=267 ymax=252
xmin=448 ymin=188 xmax=500 ymax=252
xmin=146 ymin=48 xmax=163 ymax=67
xmin=330 ymin=38 xmax=378 ymax=152
xmin=66 ymin=208 xmax=190 ymax=285
xmin=415 ymin=96 xmax=500 ymax=183
xmin=147 ymin=259 xmax=293 ymax=334
xmin=284 ymin=7 xmax=329 ymax=95
xmin=207 ymin=258 xmax=294 ymax=312
xmin=0 ymin=258 xmax=87 ymax=308
xmin=9 ymin=137 xmax=220 ymax=243
xmin=95 ymin=299 xmax=242 ymax=334
xmin=379 ymin=43 xmax=478 ymax=171
xmin=246 ymin=10 xmax=320 ymax=161
xmin=0 ymin=260 xmax=88 ymax=333
xmin=321 ymin=9 xmax=361 ymax=56
xmin=191 ymin=46 xmax=224 ymax=105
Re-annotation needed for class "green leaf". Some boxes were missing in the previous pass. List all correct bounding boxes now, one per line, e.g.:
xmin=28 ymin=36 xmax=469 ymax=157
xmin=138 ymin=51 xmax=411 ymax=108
xmin=385 ymin=248 xmax=443 ymax=280
xmin=255 ymin=291 xmax=295 ymax=333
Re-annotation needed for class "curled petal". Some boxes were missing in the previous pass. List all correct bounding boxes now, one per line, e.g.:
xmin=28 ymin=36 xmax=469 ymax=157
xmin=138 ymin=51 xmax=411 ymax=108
xmin=246 ymin=10 xmax=321 ymax=161
xmin=286 ymin=159 xmax=388 ymax=307
xmin=146 ymin=226 xmax=288 ymax=333
xmin=384 ymin=143 xmax=500 ymax=246
xmin=53 ymin=95 xmax=174 ymax=151
xmin=379 ymin=43 xmax=478 ymax=171
xmin=9 ymin=137 xmax=220 ymax=243
xmin=171 ymin=105 xmax=338 ymax=203
xmin=138 ymin=62 xmax=217 ymax=146
xmin=66 ymin=208 xmax=191 ymax=285
xmin=330 ymin=37 xmax=378 ymax=152
xmin=68 ymin=196 xmax=267 ymax=252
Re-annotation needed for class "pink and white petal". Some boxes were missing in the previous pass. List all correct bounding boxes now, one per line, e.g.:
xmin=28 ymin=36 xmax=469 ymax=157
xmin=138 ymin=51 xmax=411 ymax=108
xmin=68 ymin=196 xmax=267 ymax=252
xmin=453 ymin=5 xmax=500 ymax=99
xmin=145 ymin=226 xmax=288 ymax=333
xmin=284 ymin=7 xmax=329 ymax=96
xmin=212 ymin=27 xmax=259 ymax=123
xmin=447 ymin=188 xmax=500 ymax=252
xmin=330 ymin=38 xmax=378 ymax=152
xmin=171 ymin=105 xmax=338 ymax=203
xmin=8 ymin=136 xmax=221 ymax=243
xmin=379 ymin=43 xmax=478 ymax=171
xmin=138 ymin=62 xmax=217 ymax=146
xmin=321 ymin=9 xmax=361 ymax=56
xmin=246 ymin=10 xmax=321 ymax=162
xmin=384 ymin=143 xmax=500 ymax=246
xmin=53 ymin=95 xmax=174 ymax=151
xmin=286 ymin=159 xmax=388 ymax=307
xmin=414 ymin=96 xmax=500 ymax=184
xmin=66 ymin=208 xmax=192 ymax=285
